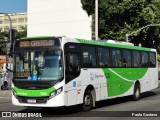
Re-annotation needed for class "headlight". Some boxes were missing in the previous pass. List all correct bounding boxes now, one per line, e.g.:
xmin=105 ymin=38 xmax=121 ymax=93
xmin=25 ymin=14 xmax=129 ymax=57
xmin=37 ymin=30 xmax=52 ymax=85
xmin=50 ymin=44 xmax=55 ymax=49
xmin=49 ymin=87 xmax=63 ymax=99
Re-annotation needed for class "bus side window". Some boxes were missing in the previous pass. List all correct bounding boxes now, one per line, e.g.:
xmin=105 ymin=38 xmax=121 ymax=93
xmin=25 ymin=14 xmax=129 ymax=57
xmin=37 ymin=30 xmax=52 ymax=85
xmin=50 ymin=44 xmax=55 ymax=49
xmin=133 ymin=51 xmax=141 ymax=67
xmin=65 ymin=53 xmax=80 ymax=81
xmin=122 ymin=50 xmax=131 ymax=67
xmin=81 ymin=46 xmax=97 ymax=68
xmin=97 ymin=47 xmax=110 ymax=67
xmin=141 ymin=52 xmax=149 ymax=67
xmin=149 ymin=52 xmax=156 ymax=67
xmin=111 ymin=49 xmax=122 ymax=67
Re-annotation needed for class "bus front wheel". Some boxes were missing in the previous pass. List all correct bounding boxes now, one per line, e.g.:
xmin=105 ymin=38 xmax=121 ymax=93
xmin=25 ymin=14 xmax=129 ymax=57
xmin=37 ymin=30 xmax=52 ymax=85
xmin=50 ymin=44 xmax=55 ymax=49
xmin=82 ymin=90 xmax=93 ymax=111
xmin=132 ymin=84 xmax=141 ymax=101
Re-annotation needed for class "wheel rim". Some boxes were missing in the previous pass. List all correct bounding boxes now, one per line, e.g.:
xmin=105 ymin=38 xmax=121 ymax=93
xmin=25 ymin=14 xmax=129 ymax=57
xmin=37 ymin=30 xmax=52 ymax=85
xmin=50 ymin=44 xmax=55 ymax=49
xmin=84 ymin=95 xmax=91 ymax=106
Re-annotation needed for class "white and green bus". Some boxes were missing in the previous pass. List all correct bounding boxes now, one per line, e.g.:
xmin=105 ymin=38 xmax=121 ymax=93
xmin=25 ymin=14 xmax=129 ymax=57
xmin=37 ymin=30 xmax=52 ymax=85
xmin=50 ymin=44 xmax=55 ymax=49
xmin=11 ymin=36 xmax=158 ymax=111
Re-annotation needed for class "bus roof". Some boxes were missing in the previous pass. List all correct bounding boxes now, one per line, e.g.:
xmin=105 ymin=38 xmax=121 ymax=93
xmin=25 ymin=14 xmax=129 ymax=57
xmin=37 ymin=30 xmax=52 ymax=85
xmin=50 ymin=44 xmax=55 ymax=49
xmin=19 ymin=36 xmax=155 ymax=52
xmin=20 ymin=36 xmax=55 ymax=40
xmin=76 ymin=39 xmax=155 ymax=52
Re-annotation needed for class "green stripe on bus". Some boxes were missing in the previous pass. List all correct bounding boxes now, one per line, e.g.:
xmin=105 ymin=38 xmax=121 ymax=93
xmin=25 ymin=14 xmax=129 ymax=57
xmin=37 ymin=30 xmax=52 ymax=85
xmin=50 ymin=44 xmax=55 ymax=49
xmin=76 ymin=39 xmax=151 ymax=51
xmin=102 ymin=68 xmax=148 ymax=97
xmin=13 ymin=86 xmax=56 ymax=97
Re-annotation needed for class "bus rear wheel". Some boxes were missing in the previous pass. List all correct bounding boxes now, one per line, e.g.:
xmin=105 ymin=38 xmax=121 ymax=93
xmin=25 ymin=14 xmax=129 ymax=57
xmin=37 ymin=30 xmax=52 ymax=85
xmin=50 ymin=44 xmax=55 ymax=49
xmin=82 ymin=90 xmax=93 ymax=111
xmin=132 ymin=84 xmax=141 ymax=101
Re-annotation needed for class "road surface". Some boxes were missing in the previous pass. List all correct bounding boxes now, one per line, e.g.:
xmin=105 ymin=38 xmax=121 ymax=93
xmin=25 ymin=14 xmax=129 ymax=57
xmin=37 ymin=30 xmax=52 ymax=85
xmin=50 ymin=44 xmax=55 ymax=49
xmin=0 ymin=87 xmax=160 ymax=119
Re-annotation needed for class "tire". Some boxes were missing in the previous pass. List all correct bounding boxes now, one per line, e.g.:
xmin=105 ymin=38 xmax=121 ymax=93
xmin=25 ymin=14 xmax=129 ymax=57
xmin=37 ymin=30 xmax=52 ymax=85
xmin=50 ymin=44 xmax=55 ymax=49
xmin=82 ymin=90 xmax=93 ymax=111
xmin=132 ymin=84 xmax=141 ymax=101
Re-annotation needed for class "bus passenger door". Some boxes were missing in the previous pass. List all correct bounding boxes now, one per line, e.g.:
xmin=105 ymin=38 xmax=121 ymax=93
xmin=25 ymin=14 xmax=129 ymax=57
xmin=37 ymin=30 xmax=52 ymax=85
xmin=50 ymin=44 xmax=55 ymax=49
xmin=65 ymin=43 xmax=81 ymax=106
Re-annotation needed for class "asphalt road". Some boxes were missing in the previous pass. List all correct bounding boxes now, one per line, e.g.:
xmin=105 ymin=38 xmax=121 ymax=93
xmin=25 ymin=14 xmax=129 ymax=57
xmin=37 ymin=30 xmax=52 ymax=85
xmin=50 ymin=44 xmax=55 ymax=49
xmin=0 ymin=86 xmax=160 ymax=120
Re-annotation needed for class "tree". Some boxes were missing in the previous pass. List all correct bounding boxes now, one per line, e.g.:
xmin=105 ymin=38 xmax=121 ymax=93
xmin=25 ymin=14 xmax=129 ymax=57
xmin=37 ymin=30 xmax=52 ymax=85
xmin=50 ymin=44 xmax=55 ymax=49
xmin=15 ymin=26 xmax=27 ymax=39
xmin=0 ymin=31 xmax=8 ymax=55
xmin=0 ymin=27 xmax=27 ymax=55
xmin=81 ymin=0 xmax=160 ymax=50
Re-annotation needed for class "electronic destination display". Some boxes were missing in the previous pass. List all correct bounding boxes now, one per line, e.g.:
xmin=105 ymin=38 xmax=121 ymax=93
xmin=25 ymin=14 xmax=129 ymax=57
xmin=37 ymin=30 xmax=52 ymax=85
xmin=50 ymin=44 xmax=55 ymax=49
xmin=19 ymin=39 xmax=60 ymax=47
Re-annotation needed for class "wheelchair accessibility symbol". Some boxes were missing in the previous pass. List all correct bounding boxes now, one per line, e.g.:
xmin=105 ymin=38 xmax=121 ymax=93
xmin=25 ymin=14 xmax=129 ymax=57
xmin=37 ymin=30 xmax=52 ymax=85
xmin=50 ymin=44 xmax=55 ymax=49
xmin=32 ymin=75 xmax=37 ymax=81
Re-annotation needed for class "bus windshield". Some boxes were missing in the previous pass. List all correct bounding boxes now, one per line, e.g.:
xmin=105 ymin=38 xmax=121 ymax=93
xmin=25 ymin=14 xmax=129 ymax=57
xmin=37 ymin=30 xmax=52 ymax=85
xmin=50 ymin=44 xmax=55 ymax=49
xmin=14 ymin=50 xmax=63 ymax=81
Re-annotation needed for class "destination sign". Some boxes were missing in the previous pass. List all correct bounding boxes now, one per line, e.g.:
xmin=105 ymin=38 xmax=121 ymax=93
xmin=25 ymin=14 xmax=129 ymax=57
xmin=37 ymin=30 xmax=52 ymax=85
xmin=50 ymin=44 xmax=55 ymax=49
xmin=20 ymin=40 xmax=55 ymax=47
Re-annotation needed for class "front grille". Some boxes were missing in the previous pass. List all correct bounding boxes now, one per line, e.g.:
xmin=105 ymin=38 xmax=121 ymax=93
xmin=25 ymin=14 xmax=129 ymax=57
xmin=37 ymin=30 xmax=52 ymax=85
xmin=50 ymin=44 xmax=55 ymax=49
xmin=17 ymin=96 xmax=49 ymax=104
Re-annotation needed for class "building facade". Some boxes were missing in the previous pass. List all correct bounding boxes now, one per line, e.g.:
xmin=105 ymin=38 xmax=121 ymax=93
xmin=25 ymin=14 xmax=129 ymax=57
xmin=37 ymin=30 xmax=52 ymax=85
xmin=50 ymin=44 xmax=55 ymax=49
xmin=0 ymin=13 xmax=27 ymax=31
xmin=28 ymin=0 xmax=92 ymax=39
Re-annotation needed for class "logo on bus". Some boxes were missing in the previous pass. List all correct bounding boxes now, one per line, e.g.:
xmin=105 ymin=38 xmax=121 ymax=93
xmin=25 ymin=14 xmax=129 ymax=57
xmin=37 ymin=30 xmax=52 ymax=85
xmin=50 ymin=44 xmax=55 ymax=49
xmin=90 ymin=73 xmax=104 ymax=80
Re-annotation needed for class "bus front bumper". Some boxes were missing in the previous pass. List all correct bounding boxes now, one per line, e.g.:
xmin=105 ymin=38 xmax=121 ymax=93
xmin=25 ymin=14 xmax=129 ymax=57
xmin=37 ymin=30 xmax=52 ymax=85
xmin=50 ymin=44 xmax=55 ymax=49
xmin=12 ymin=92 xmax=65 ymax=107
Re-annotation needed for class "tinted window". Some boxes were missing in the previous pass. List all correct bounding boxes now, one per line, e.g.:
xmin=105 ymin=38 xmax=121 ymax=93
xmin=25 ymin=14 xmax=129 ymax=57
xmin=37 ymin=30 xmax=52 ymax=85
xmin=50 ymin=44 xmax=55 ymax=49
xmin=133 ymin=51 xmax=141 ymax=67
xmin=82 ymin=46 xmax=97 ymax=68
xmin=149 ymin=52 xmax=156 ymax=67
xmin=66 ymin=53 xmax=79 ymax=70
xmin=141 ymin=52 xmax=149 ymax=67
xmin=122 ymin=50 xmax=132 ymax=67
xmin=65 ymin=53 xmax=80 ymax=81
xmin=65 ymin=43 xmax=80 ymax=83
xmin=111 ymin=49 xmax=122 ymax=67
xmin=97 ymin=47 xmax=110 ymax=67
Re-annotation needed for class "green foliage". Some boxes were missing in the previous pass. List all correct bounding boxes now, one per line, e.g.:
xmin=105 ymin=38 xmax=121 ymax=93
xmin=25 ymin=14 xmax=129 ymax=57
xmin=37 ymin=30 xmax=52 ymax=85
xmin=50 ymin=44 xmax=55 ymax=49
xmin=15 ymin=26 xmax=27 ymax=39
xmin=157 ymin=54 xmax=160 ymax=61
xmin=0 ymin=31 xmax=8 ymax=54
xmin=81 ymin=0 xmax=160 ymax=51
xmin=0 ymin=27 xmax=27 ymax=55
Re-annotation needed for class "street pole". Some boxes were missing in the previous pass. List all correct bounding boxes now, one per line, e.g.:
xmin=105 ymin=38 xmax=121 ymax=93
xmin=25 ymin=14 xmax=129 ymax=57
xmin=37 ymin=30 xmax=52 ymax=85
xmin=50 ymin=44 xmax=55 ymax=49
xmin=95 ymin=0 xmax=99 ymax=40
xmin=6 ymin=14 xmax=12 ymax=44
xmin=126 ymin=34 xmax=129 ymax=43
xmin=126 ymin=24 xmax=160 ymax=42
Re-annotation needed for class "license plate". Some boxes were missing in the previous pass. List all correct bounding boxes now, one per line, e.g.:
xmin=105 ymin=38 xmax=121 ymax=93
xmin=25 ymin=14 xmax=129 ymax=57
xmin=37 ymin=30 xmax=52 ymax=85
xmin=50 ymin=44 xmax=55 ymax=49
xmin=27 ymin=99 xmax=36 ymax=103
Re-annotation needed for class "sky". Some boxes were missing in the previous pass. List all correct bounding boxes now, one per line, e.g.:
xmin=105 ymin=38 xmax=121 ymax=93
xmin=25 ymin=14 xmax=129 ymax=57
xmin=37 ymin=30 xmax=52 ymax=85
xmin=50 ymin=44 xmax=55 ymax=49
xmin=0 ymin=0 xmax=27 ymax=13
